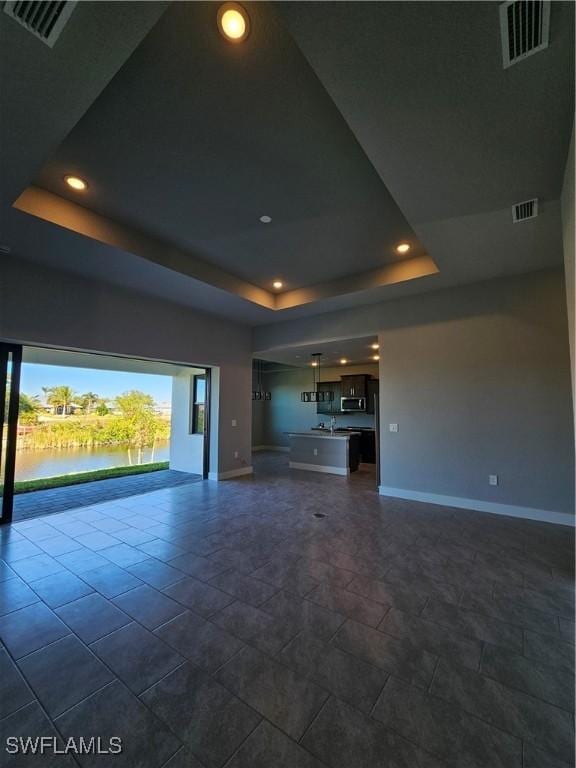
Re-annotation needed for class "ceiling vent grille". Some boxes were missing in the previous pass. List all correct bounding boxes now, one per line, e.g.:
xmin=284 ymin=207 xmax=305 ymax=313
xmin=3 ymin=1 xmax=77 ymax=47
xmin=499 ymin=1 xmax=550 ymax=68
xmin=512 ymin=198 xmax=538 ymax=223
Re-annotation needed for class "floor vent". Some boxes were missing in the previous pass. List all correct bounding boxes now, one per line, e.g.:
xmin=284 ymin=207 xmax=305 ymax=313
xmin=313 ymin=513 xmax=327 ymax=519
xmin=512 ymin=198 xmax=538 ymax=223
xmin=499 ymin=1 xmax=550 ymax=69
xmin=3 ymin=1 xmax=77 ymax=47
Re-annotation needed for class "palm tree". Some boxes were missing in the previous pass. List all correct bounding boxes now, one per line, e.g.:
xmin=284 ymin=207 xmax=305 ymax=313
xmin=45 ymin=385 xmax=77 ymax=416
xmin=79 ymin=391 xmax=99 ymax=414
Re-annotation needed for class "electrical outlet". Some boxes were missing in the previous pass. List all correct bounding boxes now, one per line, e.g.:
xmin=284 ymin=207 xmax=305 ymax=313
xmin=489 ymin=474 xmax=498 ymax=486
xmin=389 ymin=424 xmax=398 ymax=433
xmin=234 ymin=451 xmax=239 ymax=459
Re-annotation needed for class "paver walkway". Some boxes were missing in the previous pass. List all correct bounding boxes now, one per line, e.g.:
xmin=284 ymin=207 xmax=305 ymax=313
xmin=12 ymin=469 xmax=202 ymax=522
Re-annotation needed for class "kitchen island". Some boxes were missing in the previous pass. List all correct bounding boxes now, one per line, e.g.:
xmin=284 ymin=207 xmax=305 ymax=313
xmin=286 ymin=431 xmax=360 ymax=475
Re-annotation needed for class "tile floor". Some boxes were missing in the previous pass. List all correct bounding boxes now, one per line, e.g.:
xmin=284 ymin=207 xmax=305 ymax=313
xmin=0 ymin=452 xmax=574 ymax=767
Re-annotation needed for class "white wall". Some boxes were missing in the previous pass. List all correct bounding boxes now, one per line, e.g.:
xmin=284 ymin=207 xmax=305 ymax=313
xmin=0 ymin=256 xmax=253 ymax=477
xmin=170 ymin=370 xmax=204 ymax=475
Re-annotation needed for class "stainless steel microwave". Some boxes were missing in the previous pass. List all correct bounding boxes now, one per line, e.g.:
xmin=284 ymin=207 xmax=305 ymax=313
xmin=340 ymin=396 xmax=366 ymax=412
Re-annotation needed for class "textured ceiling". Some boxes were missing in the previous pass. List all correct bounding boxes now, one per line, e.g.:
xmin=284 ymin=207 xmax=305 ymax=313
xmin=1 ymin=1 xmax=573 ymax=327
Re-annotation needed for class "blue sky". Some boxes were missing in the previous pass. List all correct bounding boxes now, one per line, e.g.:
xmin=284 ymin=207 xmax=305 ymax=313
xmin=21 ymin=364 xmax=172 ymax=404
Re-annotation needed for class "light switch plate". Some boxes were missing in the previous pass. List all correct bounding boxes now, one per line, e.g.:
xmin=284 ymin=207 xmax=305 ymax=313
xmin=234 ymin=451 xmax=239 ymax=459
xmin=389 ymin=424 xmax=398 ymax=433
xmin=231 ymin=419 xmax=237 ymax=427
xmin=489 ymin=474 xmax=498 ymax=486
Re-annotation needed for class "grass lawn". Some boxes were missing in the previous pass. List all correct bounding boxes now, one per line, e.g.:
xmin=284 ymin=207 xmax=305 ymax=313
xmin=13 ymin=461 xmax=169 ymax=495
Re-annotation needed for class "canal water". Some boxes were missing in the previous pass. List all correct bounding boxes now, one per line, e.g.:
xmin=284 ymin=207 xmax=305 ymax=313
xmin=15 ymin=441 xmax=170 ymax=481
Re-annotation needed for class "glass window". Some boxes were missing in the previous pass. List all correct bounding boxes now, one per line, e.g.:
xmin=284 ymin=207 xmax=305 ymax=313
xmin=191 ymin=374 xmax=206 ymax=434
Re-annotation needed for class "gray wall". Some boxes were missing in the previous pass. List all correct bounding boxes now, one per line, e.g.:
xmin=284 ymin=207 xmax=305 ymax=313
xmin=561 ymin=122 xmax=575 ymax=446
xmin=0 ymin=256 xmax=253 ymax=477
xmin=255 ymin=269 xmax=574 ymax=518
xmin=253 ymin=364 xmax=378 ymax=447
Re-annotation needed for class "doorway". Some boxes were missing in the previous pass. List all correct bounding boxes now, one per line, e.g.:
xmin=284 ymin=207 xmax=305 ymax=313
xmin=1 ymin=344 xmax=213 ymax=524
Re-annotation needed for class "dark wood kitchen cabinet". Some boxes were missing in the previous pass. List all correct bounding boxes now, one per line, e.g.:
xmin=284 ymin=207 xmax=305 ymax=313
xmin=366 ymin=379 xmax=379 ymax=414
xmin=340 ymin=375 xmax=368 ymax=398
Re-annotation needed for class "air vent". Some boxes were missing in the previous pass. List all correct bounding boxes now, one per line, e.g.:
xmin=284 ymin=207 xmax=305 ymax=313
xmin=499 ymin=1 xmax=550 ymax=69
xmin=3 ymin=1 xmax=77 ymax=47
xmin=512 ymin=198 xmax=538 ymax=223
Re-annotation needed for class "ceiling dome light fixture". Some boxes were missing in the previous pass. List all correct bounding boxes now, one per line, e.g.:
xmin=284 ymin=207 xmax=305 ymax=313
xmin=64 ymin=175 xmax=88 ymax=191
xmin=396 ymin=242 xmax=411 ymax=254
xmin=272 ymin=280 xmax=283 ymax=290
xmin=259 ymin=215 xmax=272 ymax=224
xmin=218 ymin=2 xmax=250 ymax=43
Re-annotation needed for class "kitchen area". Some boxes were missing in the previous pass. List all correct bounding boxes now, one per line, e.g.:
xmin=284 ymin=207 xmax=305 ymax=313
xmin=252 ymin=337 xmax=380 ymax=483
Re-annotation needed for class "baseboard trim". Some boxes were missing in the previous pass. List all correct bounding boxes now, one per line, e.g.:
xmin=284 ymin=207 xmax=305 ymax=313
xmin=290 ymin=461 xmax=349 ymax=476
xmin=209 ymin=466 xmax=253 ymax=481
xmin=378 ymin=486 xmax=575 ymax=527
xmin=252 ymin=445 xmax=290 ymax=452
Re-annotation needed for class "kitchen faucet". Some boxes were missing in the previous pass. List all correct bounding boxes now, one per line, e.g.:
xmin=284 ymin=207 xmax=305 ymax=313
xmin=330 ymin=415 xmax=337 ymax=434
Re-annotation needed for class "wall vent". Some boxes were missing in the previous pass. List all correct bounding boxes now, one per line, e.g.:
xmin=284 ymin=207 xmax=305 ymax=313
xmin=499 ymin=1 xmax=550 ymax=69
xmin=512 ymin=198 xmax=538 ymax=223
xmin=3 ymin=1 xmax=77 ymax=47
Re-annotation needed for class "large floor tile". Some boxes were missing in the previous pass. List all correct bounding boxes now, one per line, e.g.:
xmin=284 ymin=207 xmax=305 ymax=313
xmin=154 ymin=610 xmax=243 ymax=672
xmin=55 ymin=592 xmax=131 ymax=644
xmin=378 ymin=608 xmax=482 ymax=669
xmin=373 ymin=677 xmax=522 ymax=768
xmin=18 ymin=634 xmax=113 ymax=718
xmin=0 ymin=701 xmax=76 ymax=766
xmin=112 ymin=584 xmax=185 ymax=629
xmin=164 ymin=577 xmax=235 ymax=618
xmin=0 ymin=646 xmax=34 ymax=719
xmin=226 ymin=720 xmax=324 ymax=768
xmin=216 ymin=645 xmax=329 ymax=740
xmin=306 ymin=582 xmax=389 ymax=628
xmin=141 ymin=661 xmax=260 ymax=768
xmin=0 ymin=602 xmax=70 ymax=659
xmin=279 ymin=630 xmax=388 ymax=714
xmin=29 ymin=570 xmax=93 ymax=609
xmin=208 ymin=569 xmax=278 ymax=607
xmin=78 ymin=563 xmax=143 ymax=598
xmin=90 ymin=622 xmax=184 ymax=694
xmin=55 ymin=681 xmax=181 ymax=768
xmin=332 ymin=619 xmax=437 ymax=688
xmin=301 ymin=695 xmax=422 ymax=768
xmin=430 ymin=659 xmax=574 ymax=763
xmin=0 ymin=576 xmax=40 ymax=616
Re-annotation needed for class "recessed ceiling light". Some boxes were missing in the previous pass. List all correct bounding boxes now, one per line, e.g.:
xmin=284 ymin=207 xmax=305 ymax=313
xmin=64 ymin=175 xmax=88 ymax=191
xmin=218 ymin=3 xmax=249 ymax=43
xmin=259 ymin=215 xmax=272 ymax=224
xmin=340 ymin=358 xmax=348 ymax=365
xmin=272 ymin=280 xmax=283 ymax=290
xmin=396 ymin=242 xmax=411 ymax=254
xmin=371 ymin=343 xmax=379 ymax=350
xmin=311 ymin=361 xmax=318 ymax=367
xmin=372 ymin=355 xmax=380 ymax=361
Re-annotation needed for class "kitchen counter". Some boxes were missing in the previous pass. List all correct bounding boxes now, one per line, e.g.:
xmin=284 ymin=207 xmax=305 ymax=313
xmin=286 ymin=431 xmax=360 ymax=475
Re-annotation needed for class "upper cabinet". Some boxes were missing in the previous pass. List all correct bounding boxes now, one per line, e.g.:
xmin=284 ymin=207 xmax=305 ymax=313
xmin=340 ymin=375 xmax=368 ymax=398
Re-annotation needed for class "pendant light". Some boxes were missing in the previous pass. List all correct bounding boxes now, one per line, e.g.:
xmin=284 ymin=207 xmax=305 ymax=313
xmin=300 ymin=353 xmax=333 ymax=403
xmin=252 ymin=359 xmax=271 ymax=400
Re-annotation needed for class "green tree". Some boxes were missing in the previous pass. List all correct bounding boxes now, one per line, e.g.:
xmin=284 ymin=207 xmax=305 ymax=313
xmin=18 ymin=393 xmax=41 ymax=425
xmin=78 ymin=391 xmax=99 ymax=415
xmin=95 ymin=399 xmax=110 ymax=416
xmin=115 ymin=390 xmax=160 ymax=464
xmin=44 ymin=385 xmax=77 ymax=416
